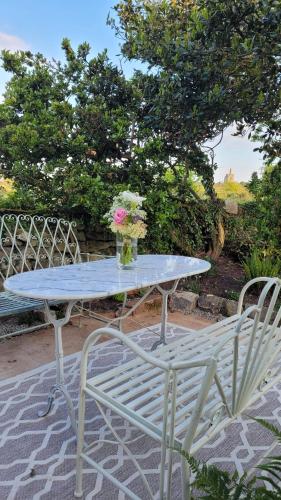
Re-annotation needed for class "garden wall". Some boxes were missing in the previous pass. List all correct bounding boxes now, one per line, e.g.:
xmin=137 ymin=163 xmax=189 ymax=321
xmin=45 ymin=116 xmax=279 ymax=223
xmin=75 ymin=223 xmax=115 ymax=256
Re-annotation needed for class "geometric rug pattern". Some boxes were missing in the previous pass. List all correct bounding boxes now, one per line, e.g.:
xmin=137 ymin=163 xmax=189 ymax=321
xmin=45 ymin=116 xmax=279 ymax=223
xmin=1 ymin=323 xmax=281 ymax=499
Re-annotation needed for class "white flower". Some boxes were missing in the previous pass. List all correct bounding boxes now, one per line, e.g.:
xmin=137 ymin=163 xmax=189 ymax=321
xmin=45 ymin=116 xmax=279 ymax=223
xmin=121 ymin=191 xmax=146 ymax=204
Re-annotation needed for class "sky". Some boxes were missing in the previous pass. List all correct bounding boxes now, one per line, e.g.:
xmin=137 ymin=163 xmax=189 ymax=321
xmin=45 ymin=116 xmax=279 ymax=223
xmin=0 ymin=0 xmax=264 ymax=183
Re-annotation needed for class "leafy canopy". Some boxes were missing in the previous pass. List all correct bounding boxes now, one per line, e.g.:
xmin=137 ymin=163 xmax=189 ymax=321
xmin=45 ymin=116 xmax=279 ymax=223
xmin=0 ymin=40 xmax=221 ymax=255
xmin=0 ymin=40 xmax=136 ymax=220
xmin=113 ymin=0 xmax=281 ymax=177
xmin=0 ymin=1 xmax=280 ymax=256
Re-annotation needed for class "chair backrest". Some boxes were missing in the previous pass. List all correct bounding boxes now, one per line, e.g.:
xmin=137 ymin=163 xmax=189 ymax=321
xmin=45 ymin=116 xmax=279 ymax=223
xmin=0 ymin=214 xmax=81 ymax=281
xmin=233 ymin=277 xmax=281 ymax=413
xmin=180 ymin=278 xmax=281 ymax=453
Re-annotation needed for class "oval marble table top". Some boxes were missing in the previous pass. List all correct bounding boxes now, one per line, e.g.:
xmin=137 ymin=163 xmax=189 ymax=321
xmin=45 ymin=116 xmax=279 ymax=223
xmin=4 ymin=255 xmax=211 ymax=301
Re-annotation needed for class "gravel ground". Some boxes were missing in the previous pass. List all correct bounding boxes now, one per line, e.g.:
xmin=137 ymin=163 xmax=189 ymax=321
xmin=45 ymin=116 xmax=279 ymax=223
xmin=192 ymin=307 xmax=226 ymax=322
xmin=0 ymin=316 xmax=42 ymax=338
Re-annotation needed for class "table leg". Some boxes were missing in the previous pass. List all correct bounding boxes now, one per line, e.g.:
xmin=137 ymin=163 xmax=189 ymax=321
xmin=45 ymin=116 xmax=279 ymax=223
xmin=37 ymin=280 xmax=178 ymax=430
xmin=151 ymin=280 xmax=179 ymax=350
xmin=37 ymin=300 xmax=77 ymax=433
xmin=104 ymin=281 xmax=179 ymax=350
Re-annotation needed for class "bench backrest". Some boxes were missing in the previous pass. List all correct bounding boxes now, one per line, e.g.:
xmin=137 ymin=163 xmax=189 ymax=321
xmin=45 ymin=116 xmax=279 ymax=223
xmin=233 ymin=277 xmax=281 ymax=414
xmin=0 ymin=214 xmax=81 ymax=281
xmin=180 ymin=277 xmax=281 ymax=454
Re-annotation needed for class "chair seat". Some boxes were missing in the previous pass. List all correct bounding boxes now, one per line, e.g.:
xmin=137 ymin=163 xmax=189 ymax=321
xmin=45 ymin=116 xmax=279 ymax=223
xmin=0 ymin=291 xmax=47 ymax=318
xmin=86 ymin=315 xmax=280 ymax=452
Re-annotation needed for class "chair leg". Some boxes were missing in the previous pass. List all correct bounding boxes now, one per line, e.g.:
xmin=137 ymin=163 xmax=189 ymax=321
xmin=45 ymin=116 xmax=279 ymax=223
xmin=159 ymin=438 xmax=167 ymax=499
xmin=74 ymin=389 xmax=86 ymax=498
xmin=166 ymin=449 xmax=174 ymax=500
xmin=181 ymin=458 xmax=191 ymax=500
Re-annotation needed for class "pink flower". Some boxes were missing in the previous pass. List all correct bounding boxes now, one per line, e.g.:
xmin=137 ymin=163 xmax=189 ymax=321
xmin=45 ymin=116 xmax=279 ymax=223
xmin=113 ymin=208 xmax=128 ymax=225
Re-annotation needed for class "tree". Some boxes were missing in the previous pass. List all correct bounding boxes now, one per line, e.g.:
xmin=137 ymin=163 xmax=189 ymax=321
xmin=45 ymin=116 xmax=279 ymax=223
xmin=113 ymin=0 xmax=280 ymax=159
xmin=0 ymin=41 xmax=136 ymax=222
xmin=247 ymin=171 xmax=262 ymax=197
xmin=0 ymin=41 xmax=221 ymax=256
xmin=111 ymin=0 xmax=281 ymax=256
xmin=255 ymin=164 xmax=281 ymax=251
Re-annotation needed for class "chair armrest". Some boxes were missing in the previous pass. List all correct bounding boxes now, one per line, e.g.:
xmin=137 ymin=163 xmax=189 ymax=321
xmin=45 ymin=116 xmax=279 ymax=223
xmin=211 ymin=305 xmax=261 ymax=359
xmin=173 ymin=305 xmax=261 ymax=370
xmin=170 ymin=358 xmax=215 ymax=370
xmin=80 ymin=326 xmax=169 ymax=377
xmin=235 ymin=305 xmax=261 ymax=332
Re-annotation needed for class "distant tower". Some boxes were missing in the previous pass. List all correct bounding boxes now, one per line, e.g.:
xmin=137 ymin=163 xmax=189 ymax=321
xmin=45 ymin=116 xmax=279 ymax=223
xmin=224 ymin=168 xmax=235 ymax=183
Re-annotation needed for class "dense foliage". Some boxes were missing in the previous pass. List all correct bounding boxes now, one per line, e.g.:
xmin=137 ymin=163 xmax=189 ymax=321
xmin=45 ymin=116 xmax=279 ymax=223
xmin=254 ymin=164 xmax=281 ymax=252
xmin=113 ymin=0 xmax=281 ymax=170
xmin=0 ymin=42 xmax=220 ymax=255
xmin=215 ymin=181 xmax=252 ymax=202
xmin=0 ymin=42 xmax=136 ymax=222
xmin=243 ymin=249 xmax=281 ymax=281
xmin=0 ymin=0 xmax=280 ymax=257
xmin=224 ymin=164 xmax=281 ymax=263
xmin=179 ymin=418 xmax=281 ymax=499
xmin=224 ymin=205 xmax=258 ymax=261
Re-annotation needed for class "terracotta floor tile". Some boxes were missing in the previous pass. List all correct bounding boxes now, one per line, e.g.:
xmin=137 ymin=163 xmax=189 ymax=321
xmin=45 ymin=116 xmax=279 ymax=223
xmin=0 ymin=310 xmax=213 ymax=380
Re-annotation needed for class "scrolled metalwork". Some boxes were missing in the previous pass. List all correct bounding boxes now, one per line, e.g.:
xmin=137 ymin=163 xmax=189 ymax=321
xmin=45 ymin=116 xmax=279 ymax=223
xmin=18 ymin=214 xmax=32 ymax=222
xmin=0 ymin=213 xmax=81 ymax=280
xmin=33 ymin=215 xmax=46 ymax=223
xmin=38 ymin=253 xmax=49 ymax=261
xmin=42 ymin=237 xmax=52 ymax=245
xmin=3 ymin=214 xmax=17 ymax=222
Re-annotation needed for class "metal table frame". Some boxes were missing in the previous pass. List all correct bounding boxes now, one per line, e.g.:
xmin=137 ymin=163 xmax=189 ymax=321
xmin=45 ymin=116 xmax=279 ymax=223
xmin=4 ymin=255 xmax=211 ymax=434
xmin=39 ymin=280 xmax=179 ymax=433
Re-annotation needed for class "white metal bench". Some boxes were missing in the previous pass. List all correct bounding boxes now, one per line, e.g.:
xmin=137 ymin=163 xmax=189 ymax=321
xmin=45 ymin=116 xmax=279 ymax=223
xmin=74 ymin=277 xmax=281 ymax=499
xmin=0 ymin=213 xmax=94 ymax=338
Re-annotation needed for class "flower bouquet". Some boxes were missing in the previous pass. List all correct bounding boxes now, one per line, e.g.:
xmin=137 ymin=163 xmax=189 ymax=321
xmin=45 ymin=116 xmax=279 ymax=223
xmin=105 ymin=191 xmax=147 ymax=269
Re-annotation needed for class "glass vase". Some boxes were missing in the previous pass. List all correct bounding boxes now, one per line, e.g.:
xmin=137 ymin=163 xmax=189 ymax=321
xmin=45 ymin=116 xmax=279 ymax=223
xmin=116 ymin=234 xmax=138 ymax=269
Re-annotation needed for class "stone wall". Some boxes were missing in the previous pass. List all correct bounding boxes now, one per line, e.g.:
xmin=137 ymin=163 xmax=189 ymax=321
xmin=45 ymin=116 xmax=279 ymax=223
xmin=76 ymin=224 xmax=115 ymax=256
xmin=169 ymin=290 xmax=273 ymax=321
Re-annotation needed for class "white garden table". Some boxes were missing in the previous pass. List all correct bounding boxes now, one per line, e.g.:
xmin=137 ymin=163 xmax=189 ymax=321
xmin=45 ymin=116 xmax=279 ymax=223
xmin=4 ymin=254 xmax=210 ymax=432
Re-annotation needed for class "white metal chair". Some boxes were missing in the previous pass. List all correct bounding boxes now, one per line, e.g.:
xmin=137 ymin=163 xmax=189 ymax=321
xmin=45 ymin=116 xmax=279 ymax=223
xmin=74 ymin=277 xmax=281 ymax=499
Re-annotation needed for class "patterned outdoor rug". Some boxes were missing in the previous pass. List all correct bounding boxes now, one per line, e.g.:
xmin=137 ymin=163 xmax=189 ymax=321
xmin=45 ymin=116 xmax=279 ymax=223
xmin=1 ymin=323 xmax=281 ymax=500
